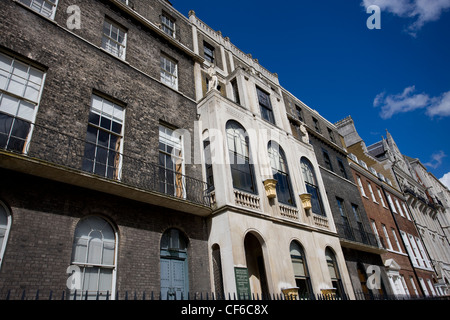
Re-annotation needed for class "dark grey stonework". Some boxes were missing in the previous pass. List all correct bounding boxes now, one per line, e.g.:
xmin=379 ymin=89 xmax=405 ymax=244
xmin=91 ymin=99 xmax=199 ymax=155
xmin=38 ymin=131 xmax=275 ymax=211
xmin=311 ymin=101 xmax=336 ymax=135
xmin=0 ymin=0 xmax=210 ymax=296
xmin=0 ymin=169 xmax=210 ymax=295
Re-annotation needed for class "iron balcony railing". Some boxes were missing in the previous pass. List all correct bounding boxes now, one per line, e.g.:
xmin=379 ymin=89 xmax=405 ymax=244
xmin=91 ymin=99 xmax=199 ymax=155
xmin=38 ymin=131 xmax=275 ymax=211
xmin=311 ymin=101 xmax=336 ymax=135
xmin=0 ymin=123 xmax=211 ymax=207
xmin=335 ymin=222 xmax=378 ymax=247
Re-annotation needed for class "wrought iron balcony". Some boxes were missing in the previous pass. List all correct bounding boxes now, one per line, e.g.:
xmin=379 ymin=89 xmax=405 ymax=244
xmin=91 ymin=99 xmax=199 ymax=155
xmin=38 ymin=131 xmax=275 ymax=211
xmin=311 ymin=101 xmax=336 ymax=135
xmin=0 ymin=123 xmax=211 ymax=210
xmin=335 ymin=222 xmax=378 ymax=248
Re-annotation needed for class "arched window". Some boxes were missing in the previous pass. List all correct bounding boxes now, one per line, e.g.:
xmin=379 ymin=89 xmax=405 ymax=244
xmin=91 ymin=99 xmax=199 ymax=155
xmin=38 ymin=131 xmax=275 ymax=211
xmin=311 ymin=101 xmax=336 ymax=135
xmin=226 ymin=121 xmax=257 ymax=194
xmin=160 ymin=228 xmax=189 ymax=300
xmin=301 ymin=157 xmax=325 ymax=216
xmin=268 ymin=141 xmax=295 ymax=206
xmin=0 ymin=201 xmax=11 ymax=270
xmin=290 ymin=241 xmax=313 ymax=296
xmin=70 ymin=216 xmax=117 ymax=299
xmin=325 ymin=247 xmax=345 ymax=298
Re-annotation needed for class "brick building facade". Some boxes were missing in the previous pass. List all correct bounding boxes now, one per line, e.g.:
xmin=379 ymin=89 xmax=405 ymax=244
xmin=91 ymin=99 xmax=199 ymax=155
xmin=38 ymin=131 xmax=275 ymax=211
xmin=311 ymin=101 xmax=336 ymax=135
xmin=0 ymin=0 xmax=211 ymax=299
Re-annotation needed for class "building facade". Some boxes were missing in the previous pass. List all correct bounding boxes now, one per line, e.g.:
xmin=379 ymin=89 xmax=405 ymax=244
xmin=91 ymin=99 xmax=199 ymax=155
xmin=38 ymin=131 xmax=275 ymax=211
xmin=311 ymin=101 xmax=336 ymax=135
xmin=337 ymin=117 xmax=443 ymax=297
xmin=0 ymin=0 xmax=212 ymax=300
xmin=189 ymin=12 xmax=354 ymax=299
xmin=282 ymin=94 xmax=389 ymax=299
xmin=407 ymin=158 xmax=450 ymax=295
xmin=1 ymin=0 xmax=449 ymax=301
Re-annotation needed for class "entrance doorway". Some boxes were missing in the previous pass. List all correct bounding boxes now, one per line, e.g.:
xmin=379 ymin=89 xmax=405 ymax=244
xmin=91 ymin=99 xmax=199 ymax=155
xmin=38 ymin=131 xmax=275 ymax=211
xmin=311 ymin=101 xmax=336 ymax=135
xmin=244 ymin=233 xmax=269 ymax=297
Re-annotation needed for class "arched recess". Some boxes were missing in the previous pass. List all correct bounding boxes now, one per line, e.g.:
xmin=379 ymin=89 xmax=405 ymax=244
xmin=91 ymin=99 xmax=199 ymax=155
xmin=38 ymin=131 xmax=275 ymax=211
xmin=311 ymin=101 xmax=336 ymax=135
xmin=211 ymin=243 xmax=225 ymax=298
xmin=244 ymin=232 xmax=269 ymax=297
xmin=325 ymin=247 xmax=346 ymax=298
xmin=290 ymin=240 xmax=313 ymax=296
xmin=70 ymin=215 xmax=118 ymax=300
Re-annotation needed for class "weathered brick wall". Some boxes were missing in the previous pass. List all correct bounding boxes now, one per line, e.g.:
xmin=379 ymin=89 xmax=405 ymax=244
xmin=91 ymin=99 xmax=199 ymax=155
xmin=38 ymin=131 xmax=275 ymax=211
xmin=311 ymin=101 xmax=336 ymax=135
xmin=0 ymin=169 xmax=211 ymax=296
xmin=0 ymin=0 xmax=201 ymax=178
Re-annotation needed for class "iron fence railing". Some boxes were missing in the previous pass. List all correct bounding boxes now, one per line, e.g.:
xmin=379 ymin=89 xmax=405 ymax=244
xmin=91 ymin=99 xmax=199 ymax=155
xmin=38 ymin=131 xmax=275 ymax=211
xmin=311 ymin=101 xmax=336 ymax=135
xmin=1 ymin=288 xmax=448 ymax=301
xmin=0 ymin=123 xmax=211 ymax=207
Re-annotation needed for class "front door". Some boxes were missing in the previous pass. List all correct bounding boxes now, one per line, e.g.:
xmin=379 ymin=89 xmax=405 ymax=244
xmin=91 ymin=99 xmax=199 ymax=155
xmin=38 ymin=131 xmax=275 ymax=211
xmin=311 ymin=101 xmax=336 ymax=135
xmin=160 ymin=256 xmax=188 ymax=300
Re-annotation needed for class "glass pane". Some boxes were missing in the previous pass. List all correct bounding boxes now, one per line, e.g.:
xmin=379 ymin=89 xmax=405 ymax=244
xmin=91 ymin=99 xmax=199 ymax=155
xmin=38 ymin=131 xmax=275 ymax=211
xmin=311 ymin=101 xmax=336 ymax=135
xmin=11 ymin=60 xmax=28 ymax=79
xmin=28 ymin=68 xmax=43 ymax=85
xmin=0 ymin=70 xmax=9 ymax=90
xmin=83 ymin=267 xmax=99 ymax=292
xmin=100 ymin=116 xmax=112 ymax=131
xmin=7 ymin=75 xmax=26 ymax=97
xmin=10 ymin=117 xmax=31 ymax=140
xmin=73 ymin=237 xmax=88 ymax=263
xmin=0 ymin=94 xmax=20 ymax=116
xmin=292 ymin=259 xmax=306 ymax=277
xmin=97 ymin=130 xmax=109 ymax=147
xmin=0 ymin=54 xmax=13 ymax=73
xmin=0 ymin=205 xmax=7 ymax=226
xmin=17 ymin=100 xmax=35 ymax=121
xmin=102 ymin=240 xmax=115 ymax=265
xmin=87 ymin=235 xmax=103 ymax=265
xmin=0 ymin=113 xmax=14 ymax=136
xmin=98 ymin=269 xmax=113 ymax=292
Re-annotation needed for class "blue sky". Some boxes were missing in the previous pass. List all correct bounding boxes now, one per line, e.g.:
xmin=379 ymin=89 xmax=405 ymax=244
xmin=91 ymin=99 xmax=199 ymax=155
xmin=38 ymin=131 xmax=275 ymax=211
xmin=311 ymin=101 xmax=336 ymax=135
xmin=172 ymin=0 xmax=450 ymax=188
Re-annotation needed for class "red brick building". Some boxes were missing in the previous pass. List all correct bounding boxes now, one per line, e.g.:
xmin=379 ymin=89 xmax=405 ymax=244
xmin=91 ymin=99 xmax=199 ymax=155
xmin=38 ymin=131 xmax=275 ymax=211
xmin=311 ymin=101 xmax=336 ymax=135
xmin=337 ymin=117 xmax=437 ymax=297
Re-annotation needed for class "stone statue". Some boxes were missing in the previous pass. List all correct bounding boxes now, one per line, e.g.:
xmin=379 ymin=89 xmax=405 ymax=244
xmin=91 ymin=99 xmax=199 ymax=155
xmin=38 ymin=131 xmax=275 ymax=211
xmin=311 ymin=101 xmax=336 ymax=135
xmin=207 ymin=67 xmax=218 ymax=92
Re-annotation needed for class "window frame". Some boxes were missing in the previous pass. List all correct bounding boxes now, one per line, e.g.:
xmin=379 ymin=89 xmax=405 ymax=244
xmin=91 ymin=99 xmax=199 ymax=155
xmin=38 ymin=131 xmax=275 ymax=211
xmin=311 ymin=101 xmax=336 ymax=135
xmin=70 ymin=216 xmax=118 ymax=300
xmin=301 ymin=157 xmax=325 ymax=216
xmin=161 ymin=13 xmax=176 ymax=38
xmin=336 ymin=157 xmax=348 ymax=179
xmin=101 ymin=18 xmax=127 ymax=60
xmin=0 ymin=52 xmax=46 ymax=154
xmin=322 ymin=149 xmax=333 ymax=172
xmin=160 ymin=54 xmax=178 ymax=90
xmin=82 ymin=94 xmax=125 ymax=180
xmin=256 ymin=87 xmax=275 ymax=125
xmin=0 ymin=201 xmax=12 ymax=271
xmin=18 ymin=0 xmax=59 ymax=20
xmin=290 ymin=241 xmax=313 ymax=296
xmin=269 ymin=141 xmax=295 ymax=206
xmin=159 ymin=124 xmax=185 ymax=198
xmin=226 ymin=121 xmax=257 ymax=195
xmin=203 ymin=41 xmax=215 ymax=64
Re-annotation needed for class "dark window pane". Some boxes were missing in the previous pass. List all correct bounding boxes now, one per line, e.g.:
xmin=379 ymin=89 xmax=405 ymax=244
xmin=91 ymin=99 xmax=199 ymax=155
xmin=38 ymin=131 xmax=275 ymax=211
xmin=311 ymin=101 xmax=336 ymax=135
xmin=86 ymin=126 xmax=98 ymax=143
xmin=111 ymin=121 xmax=122 ymax=134
xmin=88 ymin=112 xmax=100 ymax=126
xmin=100 ymin=117 xmax=112 ymax=131
xmin=82 ymin=158 xmax=94 ymax=173
xmin=96 ymin=146 xmax=108 ymax=164
xmin=83 ymin=142 xmax=96 ymax=160
xmin=97 ymin=130 xmax=109 ymax=147
xmin=0 ymin=113 xmax=13 ymax=149
xmin=9 ymin=118 xmax=30 ymax=152
xmin=94 ymin=162 xmax=106 ymax=177
xmin=10 ymin=117 xmax=30 ymax=140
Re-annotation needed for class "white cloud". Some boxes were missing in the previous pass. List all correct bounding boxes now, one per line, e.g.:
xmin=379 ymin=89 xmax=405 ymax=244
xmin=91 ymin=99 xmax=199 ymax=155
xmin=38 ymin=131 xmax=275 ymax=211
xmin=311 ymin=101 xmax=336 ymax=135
xmin=374 ymin=86 xmax=450 ymax=119
xmin=362 ymin=0 xmax=450 ymax=35
xmin=424 ymin=150 xmax=447 ymax=169
xmin=374 ymin=85 xmax=430 ymax=119
xmin=439 ymin=172 xmax=450 ymax=189
xmin=426 ymin=91 xmax=450 ymax=117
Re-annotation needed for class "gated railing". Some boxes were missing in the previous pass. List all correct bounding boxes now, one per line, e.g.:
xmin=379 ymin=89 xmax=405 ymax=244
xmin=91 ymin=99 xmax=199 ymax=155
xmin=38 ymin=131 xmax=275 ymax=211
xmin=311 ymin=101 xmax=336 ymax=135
xmin=0 ymin=123 xmax=211 ymax=207
xmin=0 ymin=289 xmax=343 ymax=301
xmin=1 ymin=288 xmax=448 ymax=301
